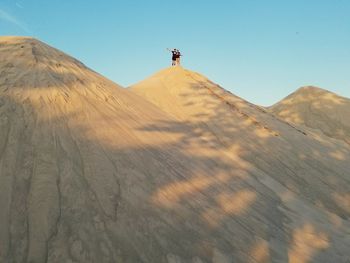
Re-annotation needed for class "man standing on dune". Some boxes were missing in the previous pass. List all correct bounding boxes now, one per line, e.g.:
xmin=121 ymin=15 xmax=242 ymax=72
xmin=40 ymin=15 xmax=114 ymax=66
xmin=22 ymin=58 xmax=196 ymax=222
xmin=167 ymin=48 xmax=177 ymax=66
xmin=175 ymin=49 xmax=182 ymax=66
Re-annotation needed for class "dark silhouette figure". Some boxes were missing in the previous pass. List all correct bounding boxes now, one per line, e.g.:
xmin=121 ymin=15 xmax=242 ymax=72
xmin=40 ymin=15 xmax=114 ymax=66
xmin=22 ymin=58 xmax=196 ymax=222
xmin=175 ymin=49 xmax=182 ymax=66
xmin=167 ymin=48 xmax=182 ymax=66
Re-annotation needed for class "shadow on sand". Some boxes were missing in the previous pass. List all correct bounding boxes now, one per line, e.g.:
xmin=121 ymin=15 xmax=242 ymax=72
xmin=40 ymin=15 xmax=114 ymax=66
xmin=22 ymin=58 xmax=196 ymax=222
xmin=1 ymin=69 xmax=350 ymax=262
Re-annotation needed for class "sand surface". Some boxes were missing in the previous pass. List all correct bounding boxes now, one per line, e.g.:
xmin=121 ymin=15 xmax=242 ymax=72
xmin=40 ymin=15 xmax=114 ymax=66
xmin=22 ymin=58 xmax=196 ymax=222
xmin=1 ymin=37 xmax=350 ymax=263
xmin=269 ymin=86 xmax=350 ymax=144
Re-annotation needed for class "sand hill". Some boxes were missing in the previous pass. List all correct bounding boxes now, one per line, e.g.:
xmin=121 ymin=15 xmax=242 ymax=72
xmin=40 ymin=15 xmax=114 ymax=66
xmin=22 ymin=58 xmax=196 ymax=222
xmin=269 ymin=86 xmax=350 ymax=144
xmin=131 ymin=67 xmax=350 ymax=262
xmin=1 ymin=37 xmax=350 ymax=263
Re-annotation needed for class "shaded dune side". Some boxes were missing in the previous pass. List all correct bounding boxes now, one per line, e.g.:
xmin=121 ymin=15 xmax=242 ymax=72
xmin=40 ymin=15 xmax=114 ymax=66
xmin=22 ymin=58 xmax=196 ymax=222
xmin=0 ymin=37 xmax=178 ymax=262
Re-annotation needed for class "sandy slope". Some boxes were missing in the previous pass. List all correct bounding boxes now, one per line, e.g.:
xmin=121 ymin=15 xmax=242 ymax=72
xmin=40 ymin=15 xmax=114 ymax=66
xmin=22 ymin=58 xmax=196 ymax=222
xmin=131 ymin=67 xmax=350 ymax=262
xmin=269 ymin=86 xmax=350 ymax=144
xmin=1 ymin=37 xmax=350 ymax=263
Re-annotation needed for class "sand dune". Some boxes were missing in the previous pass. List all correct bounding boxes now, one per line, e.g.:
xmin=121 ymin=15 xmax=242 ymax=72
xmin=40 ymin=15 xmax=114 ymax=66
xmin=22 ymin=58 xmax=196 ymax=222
xmin=131 ymin=67 xmax=350 ymax=262
xmin=269 ymin=86 xmax=350 ymax=144
xmin=1 ymin=37 xmax=350 ymax=263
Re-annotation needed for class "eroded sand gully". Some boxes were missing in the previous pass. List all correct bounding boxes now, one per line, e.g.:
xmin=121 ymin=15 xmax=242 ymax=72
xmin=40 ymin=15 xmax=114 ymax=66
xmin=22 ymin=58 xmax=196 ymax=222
xmin=0 ymin=37 xmax=350 ymax=262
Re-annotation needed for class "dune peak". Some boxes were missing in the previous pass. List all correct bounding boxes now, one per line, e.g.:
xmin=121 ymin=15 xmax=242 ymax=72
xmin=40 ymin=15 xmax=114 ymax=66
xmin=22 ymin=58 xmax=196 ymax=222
xmin=270 ymin=86 xmax=350 ymax=143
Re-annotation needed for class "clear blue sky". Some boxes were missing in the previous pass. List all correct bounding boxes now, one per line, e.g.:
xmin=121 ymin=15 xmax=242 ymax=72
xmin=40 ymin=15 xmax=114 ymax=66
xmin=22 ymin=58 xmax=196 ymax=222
xmin=1 ymin=0 xmax=350 ymax=106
